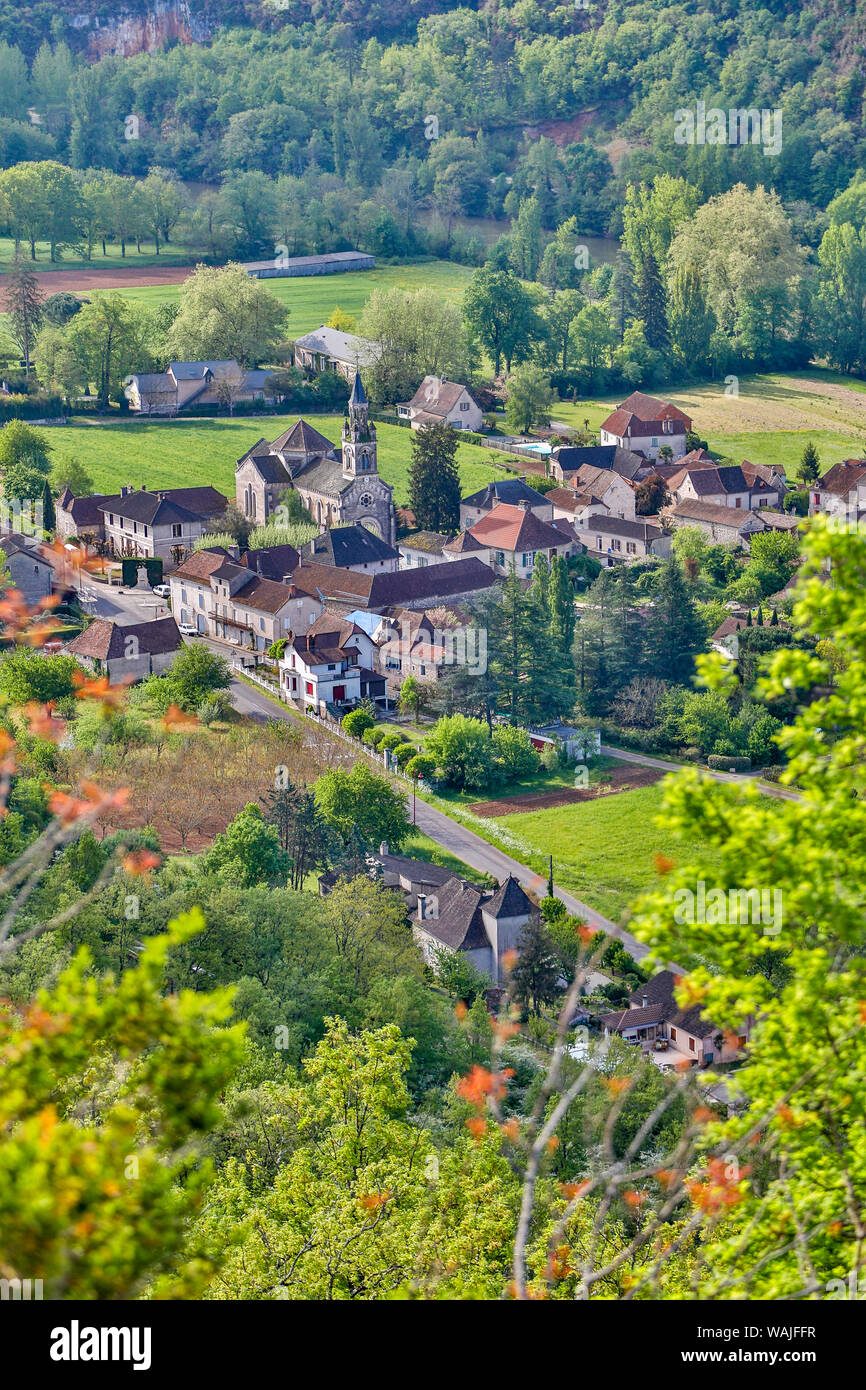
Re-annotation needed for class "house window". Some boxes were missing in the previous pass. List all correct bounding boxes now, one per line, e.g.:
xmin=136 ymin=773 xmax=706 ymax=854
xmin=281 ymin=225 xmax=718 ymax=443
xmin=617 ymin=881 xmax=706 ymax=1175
xmin=143 ymin=525 xmax=148 ymax=537
xmin=813 ymin=493 xmax=820 ymax=506
xmin=651 ymin=437 xmax=658 ymax=447
xmin=689 ymin=1037 xmax=695 ymax=1051
xmin=171 ymin=524 xmax=182 ymax=538
xmin=521 ymin=552 xmax=531 ymax=566
xmin=132 ymin=522 xmax=137 ymax=535
xmin=626 ymin=541 xmax=636 ymax=554
xmin=459 ymin=401 xmax=469 ymax=411
xmin=735 ymin=497 xmax=742 ymax=508
xmin=597 ymin=537 xmax=603 ymax=549
xmin=495 ymin=550 xmax=505 ymax=565
xmin=305 ymin=681 xmax=313 ymax=696
xmin=670 ymin=1028 xmax=677 ymax=1041
xmin=181 ymin=588 xmax=187 ymax=603
xmin=108 ymin=514 xmax=114 ymax=526
xmin=259 ymin=617 xmax=265 ymax=631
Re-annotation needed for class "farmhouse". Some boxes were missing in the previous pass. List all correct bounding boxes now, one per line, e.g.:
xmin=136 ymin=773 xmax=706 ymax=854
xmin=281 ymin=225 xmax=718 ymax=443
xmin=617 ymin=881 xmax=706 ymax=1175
xmin=809 ymin=459 xmax=866 ymax=524
xmin=550 ymin=443 xmax=646 ymax=483
xmin=600 ymin=970 xmax=749 ymax=1067
xmin=667 ymin=499 xmax=766 ymax=548
xmin=412 ymin=874 xmax=535 ymax=986
xmin=235 ymin=374 xmax=396 ymax=543
xmin=55 ymin=490 xmax=111 ymax=543
xmin=599 ymin=392 xmax=691 ymax=461
xmin=0 ymin=532 xmax=56 ymax=604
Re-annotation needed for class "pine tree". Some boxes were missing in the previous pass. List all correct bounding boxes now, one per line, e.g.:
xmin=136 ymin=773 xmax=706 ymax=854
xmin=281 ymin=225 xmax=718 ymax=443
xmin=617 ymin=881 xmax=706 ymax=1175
xmin=510 ymin=915 xmax=560 ymax=1016
xmin=407 ymin=422 xmax=461 ymax=533
xmin=647 ymin=559 xmax=704 ymax=683
xmin=4 ymin=255 xmax=44 ymax=375
xmin=770 ymin=607 xmax=779 ymax=626
xmin=636 ymin=249 xmax=670 ymax=354
xmin=796 ymin=440 xmax=821 ymax=484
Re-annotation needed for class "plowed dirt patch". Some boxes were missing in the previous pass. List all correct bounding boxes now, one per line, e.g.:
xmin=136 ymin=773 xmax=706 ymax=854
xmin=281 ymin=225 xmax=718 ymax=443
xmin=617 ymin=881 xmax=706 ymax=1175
xmin=469 ymin=763 xmax=663 ymax=816
xmin=0 ymin=264 xmax=193 ymax=294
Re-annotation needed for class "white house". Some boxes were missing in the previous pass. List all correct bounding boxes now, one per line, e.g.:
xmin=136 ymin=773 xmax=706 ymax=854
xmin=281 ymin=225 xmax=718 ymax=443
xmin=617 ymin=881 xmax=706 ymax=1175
xmin=278 ymin=611 xmax=382 ymax=709
xmin=397 ymin=377 xmax=483 ymax=431
xmin=581 ymin=515 xmax=670 ymax=564
xmin=600 ymin=392 xmax=691 ymax=461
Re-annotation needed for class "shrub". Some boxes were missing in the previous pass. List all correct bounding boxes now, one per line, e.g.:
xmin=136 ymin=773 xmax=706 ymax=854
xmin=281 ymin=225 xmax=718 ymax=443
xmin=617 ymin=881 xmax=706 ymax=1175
xmin=394 ymin=742 xmax=418 ymax=767
xmin=198 ymin=693 xmax=232 ymax=726
xmin=342 ymin=708 xmax=374 ymax=739
xmin=361 ymin=727 xmax=382 ymax=748
xmin=707 ymin=753 xmax=752 ymax=772
xmin=379 ymin=732 xmax=405 ymax=752
xmin=406 ymin=753 xmax=436 ymax=780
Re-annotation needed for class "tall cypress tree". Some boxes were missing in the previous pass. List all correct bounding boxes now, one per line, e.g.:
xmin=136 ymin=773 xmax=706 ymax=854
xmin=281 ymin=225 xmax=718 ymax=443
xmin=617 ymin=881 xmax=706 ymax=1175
xmin=41 ymin=479 xmax=55 ymax=535
xmin=636 ymin=249 xmax=670 ymax=354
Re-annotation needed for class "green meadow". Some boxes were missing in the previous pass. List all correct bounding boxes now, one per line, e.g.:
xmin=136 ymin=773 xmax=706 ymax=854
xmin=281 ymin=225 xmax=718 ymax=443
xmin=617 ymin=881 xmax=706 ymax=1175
xmin=41 ymin=413 xmax=516 ymax=504
xmin=464 ymin=782 xmax=727 ymax=924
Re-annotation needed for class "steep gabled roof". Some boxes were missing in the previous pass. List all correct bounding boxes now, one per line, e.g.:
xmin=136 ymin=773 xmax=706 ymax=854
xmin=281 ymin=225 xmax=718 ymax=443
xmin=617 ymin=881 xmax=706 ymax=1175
xmin=406 ymin=376 xmax=475 ymax=417
xmin=271 ymin=419 xmax=336 ymax=456
xmin=467 ymin=502 xmax=569 ymax=553
xmin=817 ymin=459 xmax=866 ymax=496
xmin=366 ymin=557 xmax=496 ymax=609
xmin=302 ymin=525 xmax=398 ymax=569
xmin=462 ymin=478 xmax=548 ymax=509
xmin=485 ymin=875 xmax=531 ymax=919
xmin=66 ymin=616 xmax=183 ymax=661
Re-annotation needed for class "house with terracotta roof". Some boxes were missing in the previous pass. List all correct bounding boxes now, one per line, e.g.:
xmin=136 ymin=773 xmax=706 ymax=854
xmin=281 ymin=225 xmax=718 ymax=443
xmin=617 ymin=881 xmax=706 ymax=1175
xmin=599 ymin=392 xmax=691 ymax=461
xmin=65 ymin=616 xmax=183 ymax=682
xmin=809 ymin=459 xmax=866 ymax=525
xmin=465 ymin=500 xmax=578 ymax=576
xmin=286 ymin=554 xmax=498 ymax=616
xmin=545 ymin=487 xmax=611 ymax=527
xmin=375 ymin=604 xmax=479 ymax=688
xmin=459 ymin=478 xmax=553 ymax=529
xmin=169 ymin=548 xmax=319 ymax=651
xmin=556 ymin=464 xmax=636 ymax=520
xmin=600 ymin=970 xmax=749 ymax=1067
xmin=397 ymin=376 xmax=483 ymax=431
xmin=412 ymin=873 xmax=535 ymax=985
xmin=278 ymin=611 xmax=383 ymax=710
xmin=94 ymin=485 xmax=228 ymax=571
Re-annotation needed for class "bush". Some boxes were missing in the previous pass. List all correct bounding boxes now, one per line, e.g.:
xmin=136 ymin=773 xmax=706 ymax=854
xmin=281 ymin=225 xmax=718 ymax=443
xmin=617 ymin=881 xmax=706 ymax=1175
xmin=379 ymin=732 xmax=405 ymax=752
xmin=361 ymin=727 xmax=382 ymax=748
xmin=342 ymin=708 xmax=374 ymax=739
xmin=394 ymin=742 xmax=418 ymax=767
xmin=492 ymin=724 xmax=539 ymax=779
xmin=707 ymin=753 xmax=752 ymax=772
xmin=0 ymin=650 xmax=80 ymax=705
xmin=406 ymin=753 xmax=436 ymax=780
xmin=198 ymin=693 xmax=232 ymax=726
xmin=683 ymin=746 xmax=703 ymax=761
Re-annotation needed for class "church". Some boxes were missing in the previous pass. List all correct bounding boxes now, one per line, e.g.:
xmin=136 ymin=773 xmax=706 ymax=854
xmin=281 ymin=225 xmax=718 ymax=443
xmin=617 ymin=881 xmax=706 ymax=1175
xmin=234 ymin=373 xmax=396 ymax=544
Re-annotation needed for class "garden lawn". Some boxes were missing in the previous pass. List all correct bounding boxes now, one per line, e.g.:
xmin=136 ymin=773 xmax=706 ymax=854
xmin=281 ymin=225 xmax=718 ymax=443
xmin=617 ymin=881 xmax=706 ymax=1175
xmin=477 ymin=781 xmax=727 ymax=922
xmin=39 ymin=414 xmax=515 ymax=504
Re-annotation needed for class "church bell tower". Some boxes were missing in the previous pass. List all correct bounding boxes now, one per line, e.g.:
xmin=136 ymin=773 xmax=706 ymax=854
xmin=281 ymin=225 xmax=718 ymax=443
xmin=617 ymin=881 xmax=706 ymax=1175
xmin=341 ymin=371 xmax=378 ymax=478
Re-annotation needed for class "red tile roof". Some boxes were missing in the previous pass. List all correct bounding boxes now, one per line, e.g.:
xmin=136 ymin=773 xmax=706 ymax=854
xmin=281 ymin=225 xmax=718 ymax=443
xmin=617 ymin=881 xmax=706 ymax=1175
xmin=468 ymin=502 xmax=573 ymax=552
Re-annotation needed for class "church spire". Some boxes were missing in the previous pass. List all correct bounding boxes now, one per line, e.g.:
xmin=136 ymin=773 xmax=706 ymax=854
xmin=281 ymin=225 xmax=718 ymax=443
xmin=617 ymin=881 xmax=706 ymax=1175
xmin=342 ymin=370 xmax=377 ymax=477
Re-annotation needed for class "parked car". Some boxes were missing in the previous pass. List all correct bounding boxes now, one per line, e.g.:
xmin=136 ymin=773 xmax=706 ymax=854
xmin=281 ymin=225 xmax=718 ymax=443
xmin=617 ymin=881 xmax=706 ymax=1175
xmin=151 ymin=584 xmax=170 ymax=598
xmin=178 ymin=623 xmax=200 ymax=638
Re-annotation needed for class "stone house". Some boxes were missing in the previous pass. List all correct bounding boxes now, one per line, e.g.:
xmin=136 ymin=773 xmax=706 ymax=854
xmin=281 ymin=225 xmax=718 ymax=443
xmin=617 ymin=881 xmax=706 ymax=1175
xmin=96 ymin=485 xmax=229 ymax=572
xmin=809 ymin=459 xmax=866 ymax=526
xmin=581 ymin=515 xmax=670 ymax=564
xmin=459 ymin=477 xmax=553 ymax=530
xmin=124 ymin=361 xmax=272 ymax=415
xmin=463 ymin=501 xmax=578 ymax=576
xmin=292 ymin=325 xmax=380 ymax=382
xmin=412 ymin=874 xmax=535 ymax=985
xmin=599 ymin=392 xmax=691 ymax=461
xmin=1 ymin=532 xmax=55 ymax=604
xmin=169 ymin=548 xmax=319 ymax=651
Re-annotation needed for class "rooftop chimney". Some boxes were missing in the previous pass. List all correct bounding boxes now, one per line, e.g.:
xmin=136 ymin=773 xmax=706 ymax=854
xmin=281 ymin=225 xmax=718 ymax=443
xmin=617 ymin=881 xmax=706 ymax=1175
xmin=379 ymin=841 xmax=389 ymax=856
xmin=417 ymin=893 xmax=427 ymax=920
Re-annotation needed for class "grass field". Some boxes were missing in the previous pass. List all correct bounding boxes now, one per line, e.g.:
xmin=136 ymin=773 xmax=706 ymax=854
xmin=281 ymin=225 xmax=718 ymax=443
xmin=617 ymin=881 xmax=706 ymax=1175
xmin=40 ymin=413 xmax=516 ymax=504
xmin=446 ymin=781 xmax=727 ymax=923
xmin=553 ymin=369 xmax=866 ymax=476
xmin=0 ymin=238 xmax=191 ymax=274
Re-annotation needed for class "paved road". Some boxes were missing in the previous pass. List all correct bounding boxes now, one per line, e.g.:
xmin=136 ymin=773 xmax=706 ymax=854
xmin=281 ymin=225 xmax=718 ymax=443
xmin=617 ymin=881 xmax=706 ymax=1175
xmin=600 ymin=743 xmax=801 ymax=802
xmin=228 ymin=676 xmax=670 ymax=962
